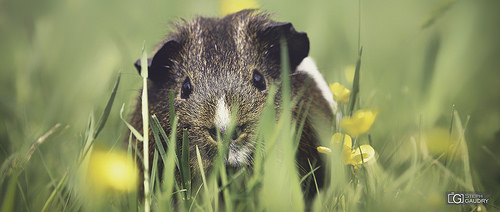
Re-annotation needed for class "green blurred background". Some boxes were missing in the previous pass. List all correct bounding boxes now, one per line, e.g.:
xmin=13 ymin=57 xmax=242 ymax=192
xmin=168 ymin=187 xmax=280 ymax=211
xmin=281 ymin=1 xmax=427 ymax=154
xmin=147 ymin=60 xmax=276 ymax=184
xmin=1 ymin=0 xmax=499 ymax=210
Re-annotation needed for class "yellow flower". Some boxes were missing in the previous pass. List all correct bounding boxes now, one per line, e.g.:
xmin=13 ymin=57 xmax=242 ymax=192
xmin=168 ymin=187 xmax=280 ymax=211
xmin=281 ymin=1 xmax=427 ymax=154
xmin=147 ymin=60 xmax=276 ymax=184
xmin=331 ymin=132 xmax=352 ymax=147
xmin=87 ymin=150 xmax=138 ymax=192
xmin=349 ymin=145 xmax=376 ymax=165
xmin=318 ymin=133 xmax=376 ymax=166
xmin=340 ymin=109 xmax=378 ymax=137
xmin=219 ymin=0 xmax=259 ymax=16
xmin=329 ymin=82 xmax=351 ymax=104
xmin=317 ymin=146 xmax=332 ymax=154
xmin=331 ymin=133 xmax=353 ymax=162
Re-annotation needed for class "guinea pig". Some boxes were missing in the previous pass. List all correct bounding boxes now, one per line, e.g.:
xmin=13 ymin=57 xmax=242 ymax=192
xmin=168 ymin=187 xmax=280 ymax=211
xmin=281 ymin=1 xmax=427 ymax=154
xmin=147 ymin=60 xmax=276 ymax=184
xmin=130 ymin=9 xmax=336 ymax=197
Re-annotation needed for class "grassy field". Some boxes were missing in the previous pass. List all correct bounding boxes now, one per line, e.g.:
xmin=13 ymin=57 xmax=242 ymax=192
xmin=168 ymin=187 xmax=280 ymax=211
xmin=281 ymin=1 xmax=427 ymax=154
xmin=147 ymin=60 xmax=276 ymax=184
xmin=1 ymin=0 xmax=500 ymax=211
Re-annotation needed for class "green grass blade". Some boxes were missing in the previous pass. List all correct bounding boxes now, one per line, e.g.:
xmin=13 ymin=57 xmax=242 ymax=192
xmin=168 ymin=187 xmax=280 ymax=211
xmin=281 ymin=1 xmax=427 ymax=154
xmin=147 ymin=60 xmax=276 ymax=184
xmin=180 ymin=129 xmax=191 ymax=202
xmin=195 ymin=145 xmax=213 ymax=212
xmin=218 ymin=160 xmax=233 ymax=212
xmin=94 ymin=73 xmax=121 ymax=139
xmin=150 ymin=115 xmax=168 ymax=165
xmin=453 ymin=111 xmax=474 ymax=191
xmin=307 ymin=160 xmax=321 ymax=203
xmin=248 ymin=85 xmax=277 ymax=191
xmin=16 ymin=182 xmax=30 ymax=212
xmin=41 ymin=171 xmax=68 ymax=212
xmin=1 ymin=171 xmax=19 ymax=212
xmin=140 ymin=42 xmax=151 ymax=212
xmin=348 ymin=47 xmax=362 ymax=116
xmin=120 ymin=103 xmax=144 ymax=141
xmin=79 ymin=74 xmax=122 ymax=166
xmin=160 ymin=117 xmax=178 ymax=211
xmin=150 ymin=149 xmax=159 ymax=197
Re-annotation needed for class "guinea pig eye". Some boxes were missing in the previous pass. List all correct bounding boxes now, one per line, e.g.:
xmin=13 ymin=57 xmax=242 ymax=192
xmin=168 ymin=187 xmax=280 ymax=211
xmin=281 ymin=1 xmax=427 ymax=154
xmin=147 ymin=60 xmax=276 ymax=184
xmin=252 ymin=69 xmax=266 ymax=91
xmin=181 ymin=77 xmax=192 ymax=99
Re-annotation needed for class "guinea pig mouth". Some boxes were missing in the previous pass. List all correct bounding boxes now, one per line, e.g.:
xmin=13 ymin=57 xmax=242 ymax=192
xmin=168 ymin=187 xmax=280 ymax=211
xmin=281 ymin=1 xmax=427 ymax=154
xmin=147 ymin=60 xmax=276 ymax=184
xmin=205 ymin=128 xmax=253 ymax=166
xmin=225 ymin=138 xmax=253 ymax=167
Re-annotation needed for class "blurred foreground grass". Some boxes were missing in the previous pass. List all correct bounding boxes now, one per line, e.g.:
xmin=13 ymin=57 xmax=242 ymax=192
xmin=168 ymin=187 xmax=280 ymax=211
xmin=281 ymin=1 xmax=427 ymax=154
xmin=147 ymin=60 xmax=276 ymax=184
xmin=1 ymin=0 xmax=499 ymax=211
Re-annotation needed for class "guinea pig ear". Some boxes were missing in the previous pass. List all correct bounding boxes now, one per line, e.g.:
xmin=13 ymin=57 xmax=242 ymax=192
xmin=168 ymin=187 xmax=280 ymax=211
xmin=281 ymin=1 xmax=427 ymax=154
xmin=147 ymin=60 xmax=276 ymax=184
xmin=134 ymin=39 xmax=181 ymax=81
xmin=261 ymin=22 xmax=310 ymax=72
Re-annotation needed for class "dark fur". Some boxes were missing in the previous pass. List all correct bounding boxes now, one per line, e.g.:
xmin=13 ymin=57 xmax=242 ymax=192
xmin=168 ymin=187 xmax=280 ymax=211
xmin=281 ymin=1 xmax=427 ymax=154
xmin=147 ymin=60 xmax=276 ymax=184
xmin=130 ymin=9 xmax=333 ymax=199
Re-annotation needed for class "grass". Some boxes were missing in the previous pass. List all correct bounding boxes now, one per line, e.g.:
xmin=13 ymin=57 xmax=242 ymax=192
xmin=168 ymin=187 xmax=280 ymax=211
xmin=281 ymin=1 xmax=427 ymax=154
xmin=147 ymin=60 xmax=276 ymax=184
xmin=1 ymin=0 xmax=500 ymax=211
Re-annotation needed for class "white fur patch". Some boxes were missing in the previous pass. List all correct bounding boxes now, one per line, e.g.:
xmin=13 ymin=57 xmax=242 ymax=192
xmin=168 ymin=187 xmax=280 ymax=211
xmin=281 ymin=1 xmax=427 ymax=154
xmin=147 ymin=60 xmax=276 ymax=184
xmin=296 ymin=57 xmax=337 ymax=113
xmin=214 ymin=96 xmax=252 ymax=166
xmin=214 ymin=97 xmax=230 ymax=132
xmin=226 ymin=144 xmax=252 ymax=166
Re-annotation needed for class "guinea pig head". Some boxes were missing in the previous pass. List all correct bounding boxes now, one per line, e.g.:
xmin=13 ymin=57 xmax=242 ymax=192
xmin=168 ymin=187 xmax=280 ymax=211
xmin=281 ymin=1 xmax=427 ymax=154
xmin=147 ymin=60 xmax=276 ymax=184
xmin=134 ymin=10 xmax=310 ymax=169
